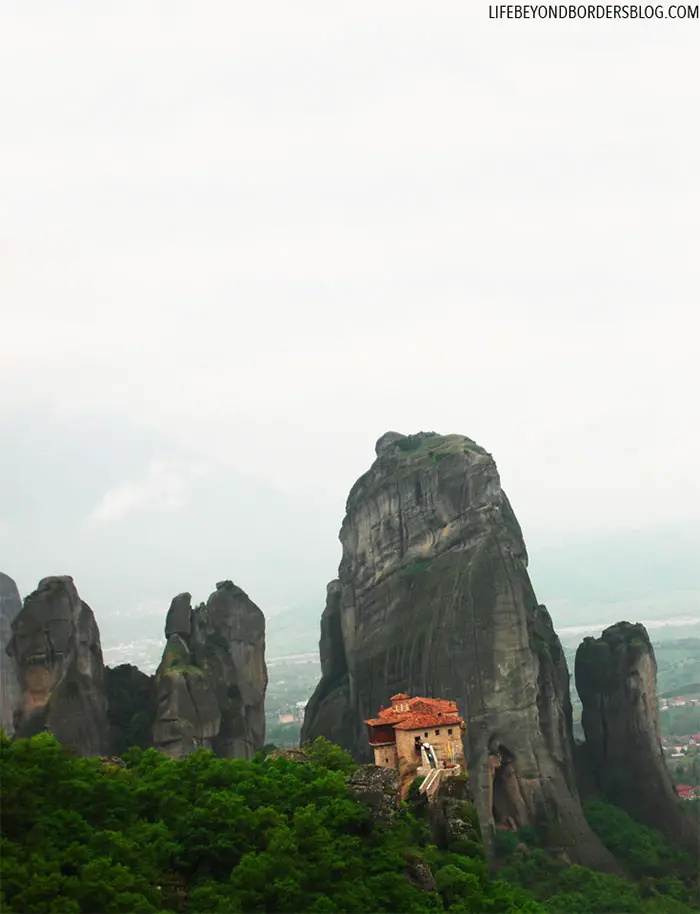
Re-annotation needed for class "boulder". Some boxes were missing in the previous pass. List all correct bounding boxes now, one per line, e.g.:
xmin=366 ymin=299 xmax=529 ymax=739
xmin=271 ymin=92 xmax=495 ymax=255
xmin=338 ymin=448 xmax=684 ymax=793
xmin=576 ymin=622 xmax=699 ymax=855
xmin=301 ymin=431 xmax=618 ymax=871
xmin=8 ymin=576 xmax=108 ymax=755
xmin=347 ymin=763 xmax=400 ymax=826
xmin=0 ymin=573 xmax=22 ymax=736
xmin=402 ymin=854 xmax=437 ymax=893
xmin=152 ymin=580 xmax=267 ymax=760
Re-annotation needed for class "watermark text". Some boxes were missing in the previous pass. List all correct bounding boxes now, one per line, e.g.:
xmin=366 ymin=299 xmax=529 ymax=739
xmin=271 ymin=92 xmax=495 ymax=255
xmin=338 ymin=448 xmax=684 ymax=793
xmin=488 ymin=4 xmax=699 ymax=17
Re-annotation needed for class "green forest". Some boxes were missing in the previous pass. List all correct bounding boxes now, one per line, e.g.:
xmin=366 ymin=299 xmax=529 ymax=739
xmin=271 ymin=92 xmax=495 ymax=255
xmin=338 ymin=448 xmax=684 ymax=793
xmin=1 ymin=733 xmax=698 ymax=913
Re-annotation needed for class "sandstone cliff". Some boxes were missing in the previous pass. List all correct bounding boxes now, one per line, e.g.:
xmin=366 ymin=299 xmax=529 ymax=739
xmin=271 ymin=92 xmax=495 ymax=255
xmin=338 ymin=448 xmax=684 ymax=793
xmin=575 ymin=622 xmax=698 ymax=855
xmin=301 ymin=431 xmax=617 ymax=870
xmin=153 ymin=581 xmax=267 ymax=759
xmin=0 ymin=572 xmax=22 ymax=736
xmin=8 ymin=576 xmax=108 ymax=755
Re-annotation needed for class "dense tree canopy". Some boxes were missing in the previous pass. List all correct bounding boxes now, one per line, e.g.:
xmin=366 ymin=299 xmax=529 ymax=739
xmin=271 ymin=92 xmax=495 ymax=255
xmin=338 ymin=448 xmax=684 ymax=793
xmin=1 ymin=733 xmax=698 ymax=913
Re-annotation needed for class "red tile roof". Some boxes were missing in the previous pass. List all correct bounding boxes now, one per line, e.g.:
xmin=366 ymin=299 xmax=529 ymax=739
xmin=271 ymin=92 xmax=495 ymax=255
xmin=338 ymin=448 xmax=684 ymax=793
xmin=394 ymin=713 xmax=462 ymax=730
xmin=365 ymin=695 xmax=464 ymax=732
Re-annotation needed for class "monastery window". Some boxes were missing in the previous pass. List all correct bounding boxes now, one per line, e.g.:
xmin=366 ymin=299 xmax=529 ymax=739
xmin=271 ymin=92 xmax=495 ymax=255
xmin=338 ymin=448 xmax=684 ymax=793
xmin=448 ymin=728 xmax=453 ymax=735
xmin=435 ymin=729 xmax=440 ymax=735
xmin=424 ymin=732 xmax=429 ymax=737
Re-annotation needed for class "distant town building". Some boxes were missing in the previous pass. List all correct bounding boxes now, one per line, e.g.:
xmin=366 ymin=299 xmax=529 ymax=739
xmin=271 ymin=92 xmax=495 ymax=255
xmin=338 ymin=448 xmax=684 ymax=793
xmin=278 ymin=713 xmax=295 ymax=724
xmin=364 ymin=693 xmax=466 ymax=796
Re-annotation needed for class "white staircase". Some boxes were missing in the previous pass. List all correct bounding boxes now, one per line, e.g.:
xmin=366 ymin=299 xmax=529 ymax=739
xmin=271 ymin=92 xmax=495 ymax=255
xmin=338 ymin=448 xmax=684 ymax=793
xmin=418 ymin=765 xmax=460 ymax=802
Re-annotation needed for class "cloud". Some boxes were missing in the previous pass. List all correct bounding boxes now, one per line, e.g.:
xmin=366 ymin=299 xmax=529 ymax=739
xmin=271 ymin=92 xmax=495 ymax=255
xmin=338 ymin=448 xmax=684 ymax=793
xmin=0 ymin=0 xmax=698 ymax=620
xmin=86 ymin=460 xmax=204 ymax=525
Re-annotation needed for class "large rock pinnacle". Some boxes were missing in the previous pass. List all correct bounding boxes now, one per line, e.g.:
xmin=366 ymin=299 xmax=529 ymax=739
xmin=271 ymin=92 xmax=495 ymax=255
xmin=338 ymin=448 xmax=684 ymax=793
xmin=152 ymin=581 xmax=268 ymax=759
xmin=0 ymin=573 xmax=23 ymax=736
xmin=301 ymin=430 xmax=618 ymax=870
xmin=7 ymin=576 xmax=108 ymax=755
xmin=575 ymin=622 xmax=699 ymax=855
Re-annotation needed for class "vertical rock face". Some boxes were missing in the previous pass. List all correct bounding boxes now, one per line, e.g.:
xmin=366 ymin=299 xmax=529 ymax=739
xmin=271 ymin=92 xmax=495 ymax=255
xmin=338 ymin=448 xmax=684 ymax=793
xmin=575 ymin=622 xmax=698 ymax=854
xmin=8 ymin=576 xmax=108 ymax=755
xmin=301 ymin=431 xmax=617 ymax=870
xmin=152 ymin=581 xmax=267 ymax=760
xmin=104 ymin=664 xmax=155 ymax=755
xmin=0 ymin=573 xmax=22 ymax=736
xmin=429 ymin=775 xmax=482 ymax=857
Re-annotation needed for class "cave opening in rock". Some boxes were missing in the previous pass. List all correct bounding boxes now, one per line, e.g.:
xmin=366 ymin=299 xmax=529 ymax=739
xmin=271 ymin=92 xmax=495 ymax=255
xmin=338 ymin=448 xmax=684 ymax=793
xmin=491 ymin=744 xmax=523 ymax=831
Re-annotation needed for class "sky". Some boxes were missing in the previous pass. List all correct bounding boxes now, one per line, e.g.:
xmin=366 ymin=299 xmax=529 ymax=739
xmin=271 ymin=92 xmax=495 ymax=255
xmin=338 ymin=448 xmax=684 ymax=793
xmin=1 ymin=3 xmax=698 ymax=658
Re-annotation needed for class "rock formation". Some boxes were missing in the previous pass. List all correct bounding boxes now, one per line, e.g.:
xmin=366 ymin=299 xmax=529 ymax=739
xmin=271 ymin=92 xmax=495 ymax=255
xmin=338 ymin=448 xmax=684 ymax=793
xmin=429 ymin=775 xmax=483 ymax=858
xmin=7 ymin=576 xmax=108 ymax=755
xmin=575 ymin=622 xmax=699 ymax=855
xmin=104 ymin=663 xmax=154 ymax=755
xmin=0 ymin=573 xmax=22 ymax=736
xmin=302 ymin=431 xmax=618 ymax=870
xmin=347 ymin=764 xmax=400 ymax=826
xmin=152 ymin=581 xmax=267 ymax=760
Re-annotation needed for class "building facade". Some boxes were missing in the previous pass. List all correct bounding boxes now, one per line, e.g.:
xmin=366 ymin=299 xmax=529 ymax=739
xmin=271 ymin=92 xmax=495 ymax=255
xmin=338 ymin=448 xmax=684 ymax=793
xmin=365 ymin=693 xmax=466 ymax=793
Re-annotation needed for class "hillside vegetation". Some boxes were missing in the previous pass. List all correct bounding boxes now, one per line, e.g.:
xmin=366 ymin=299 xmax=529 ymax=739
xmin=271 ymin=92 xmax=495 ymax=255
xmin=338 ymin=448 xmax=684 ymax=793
xmin=1 ymin=733 xmax=698 ymax=913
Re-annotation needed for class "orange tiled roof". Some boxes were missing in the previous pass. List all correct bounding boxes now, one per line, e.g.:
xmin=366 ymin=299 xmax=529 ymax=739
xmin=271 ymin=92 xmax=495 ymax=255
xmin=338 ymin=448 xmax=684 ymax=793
xmin=364 ymin=695 xmax=463 ymax=731
xmin=393 ymin=713 xmax=462 ymax=730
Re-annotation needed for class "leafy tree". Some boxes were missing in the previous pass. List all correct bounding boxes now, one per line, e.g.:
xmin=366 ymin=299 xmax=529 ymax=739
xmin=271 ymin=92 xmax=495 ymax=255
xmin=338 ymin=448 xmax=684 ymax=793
xmin=2 ymin=732 xmax=698 ymax=913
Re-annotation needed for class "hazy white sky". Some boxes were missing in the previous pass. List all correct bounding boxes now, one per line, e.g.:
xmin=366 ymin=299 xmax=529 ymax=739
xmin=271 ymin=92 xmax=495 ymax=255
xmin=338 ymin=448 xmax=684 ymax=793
xmin=2 ymin=3 xmax=698 ymax=642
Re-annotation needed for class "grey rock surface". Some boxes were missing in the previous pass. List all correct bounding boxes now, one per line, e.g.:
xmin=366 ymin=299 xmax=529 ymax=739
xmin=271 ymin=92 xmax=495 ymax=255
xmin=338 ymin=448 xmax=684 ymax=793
xmin=153 ymin=581 xmax=267 ymax=760
xmin=402 ymin=855 xmax=437 ymax=893
xmin=8 ymin=576 xmax=108 ymax=755
xmin=301 ymin=430 xmax=618 ymax=871
xmin=0 ymin=573 xmax=22 ymax=737
xmin=429 ymin=775 xmax=482 ymax=855
xmin=576 ymin=622 xmax=699 ymax=856
xmin=347 ymin=763 xmax=400 ymax=826
xmin=165 ymin=593 xmax=193 ymax=638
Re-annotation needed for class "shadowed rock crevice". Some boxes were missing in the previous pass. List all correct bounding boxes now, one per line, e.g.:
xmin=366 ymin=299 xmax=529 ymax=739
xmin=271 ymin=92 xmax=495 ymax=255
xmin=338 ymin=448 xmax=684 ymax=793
xmin=490 ymin=744 xmax=527 ymax=830
xmin=152 ymin=581 xmax=267 ymax=760
xmin=575 ymin=621 xmax=698 ymax=855
xmin=302 ymin=430 xmax=618 ymax=871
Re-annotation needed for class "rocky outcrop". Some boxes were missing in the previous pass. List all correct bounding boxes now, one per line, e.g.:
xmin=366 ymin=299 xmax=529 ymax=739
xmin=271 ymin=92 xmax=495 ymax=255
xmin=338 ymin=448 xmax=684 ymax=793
xmin=347 ymin=763 xmax=400 ymax=826
xmin=402 ymin=855 xmax=437 ymax=893
xmin=104 ymin=663 xmax=154 ymax=755
xmin=429 ymin=774 xmax=483 ymax=857
xmin=576 ymin=622 xmax=699 ymax=855
xmin=301 ymin=431 xmax=618 ymax=870
xmin=152 ymin=581 xmax=267 ymax=760
xmin=7 ymin=576 xmax=108 ymax=755
xmin=0 ymin=573 xmax=22 ymax=736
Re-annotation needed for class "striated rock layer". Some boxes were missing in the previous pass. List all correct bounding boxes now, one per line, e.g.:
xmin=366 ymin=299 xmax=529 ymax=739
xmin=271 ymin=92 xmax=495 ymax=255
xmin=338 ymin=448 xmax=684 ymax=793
xmin=153 ymin=581 xmax=267 ymax=760
xmin=8 ymin=576 xmax=108 ymax=755
xmin=576 ymin=622 xmax=699 ymax=855
xmin=0 ymin=573 xmax=22 ymax=736
xmin=302 ymin=431 xmax=617 ymax=870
